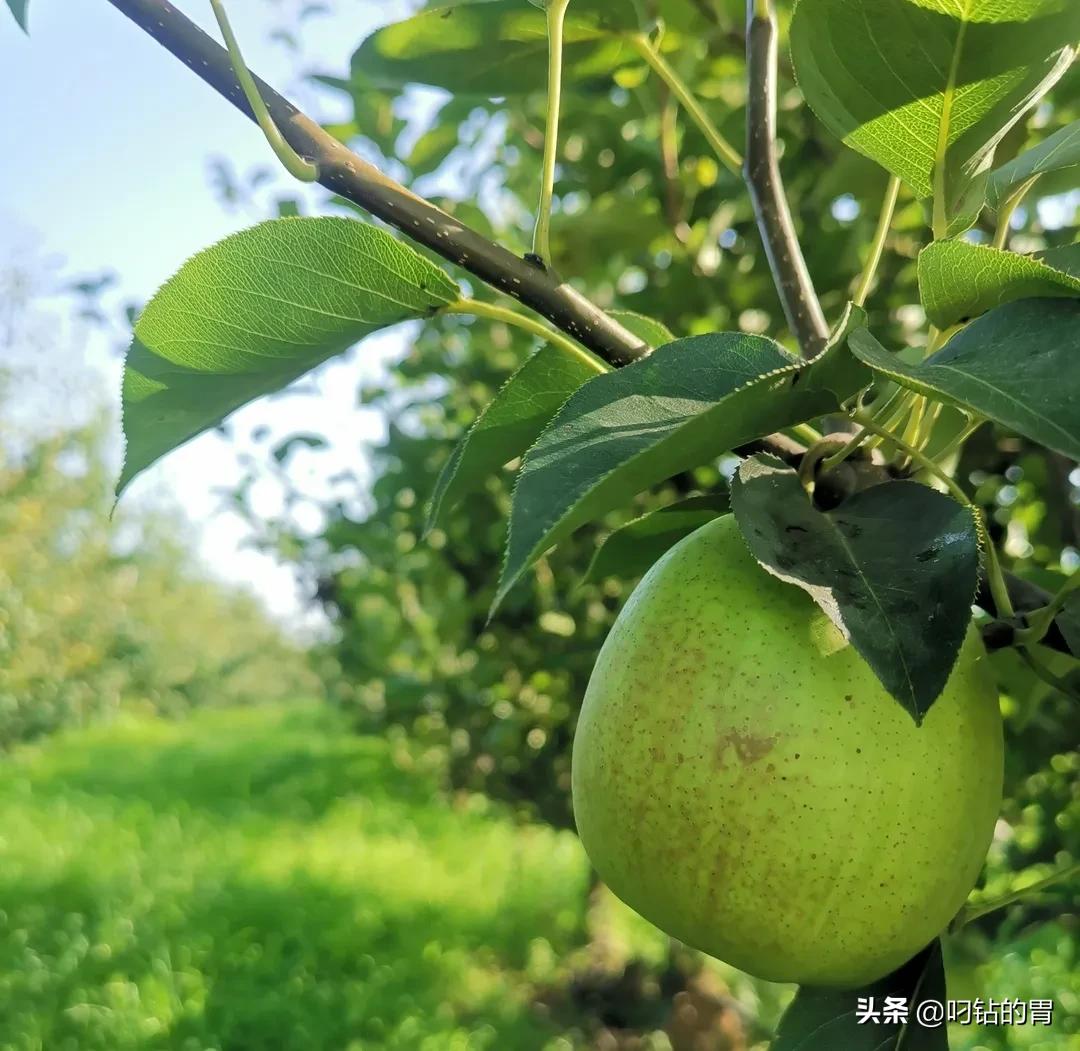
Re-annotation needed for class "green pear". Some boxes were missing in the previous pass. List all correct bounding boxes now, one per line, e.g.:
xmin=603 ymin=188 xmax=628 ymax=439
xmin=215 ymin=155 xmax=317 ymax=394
xmin=572 ymin=514 xmax=1003 ymax=988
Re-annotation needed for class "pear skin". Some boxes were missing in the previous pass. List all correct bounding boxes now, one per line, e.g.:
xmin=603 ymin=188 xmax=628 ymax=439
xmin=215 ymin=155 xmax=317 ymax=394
xmin=572 ymin=515 xmax=1003 ymax=987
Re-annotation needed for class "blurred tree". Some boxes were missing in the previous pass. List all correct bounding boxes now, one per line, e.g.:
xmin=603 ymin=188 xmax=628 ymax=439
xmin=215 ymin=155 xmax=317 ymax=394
xmin=0 ymin=290 xmax=316 ymax=747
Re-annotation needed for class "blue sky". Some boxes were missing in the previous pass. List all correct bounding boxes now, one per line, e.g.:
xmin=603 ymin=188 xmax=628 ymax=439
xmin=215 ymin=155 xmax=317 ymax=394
xmin=0 ymin=0 xmax=417 ymax=627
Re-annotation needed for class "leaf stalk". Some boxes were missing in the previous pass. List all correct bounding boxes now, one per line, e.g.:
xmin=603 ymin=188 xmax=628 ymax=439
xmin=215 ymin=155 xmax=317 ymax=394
xmin=853 ymin=176 xmax=901 ymax=307
xmin=993 ymin=175 xmax=1041 ymax=250
xmin=1016 ymin=571 xmax=1080 ymax=646
xmin=209 ymin=0 xmax=319 ymax=182
xmin=533 ymin=0 xmax=573 ymax=264
xmin=446 ymin=299 xmax=610 ymax=373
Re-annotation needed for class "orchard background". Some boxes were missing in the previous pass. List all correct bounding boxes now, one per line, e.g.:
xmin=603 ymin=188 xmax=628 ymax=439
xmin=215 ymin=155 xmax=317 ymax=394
xmin=0 ymin=0 xmax=1078 ymax=1048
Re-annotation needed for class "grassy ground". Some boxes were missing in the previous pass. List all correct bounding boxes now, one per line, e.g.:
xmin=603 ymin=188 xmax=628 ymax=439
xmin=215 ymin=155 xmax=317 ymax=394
xmin=0 ymin=703 xmax=623 ymax=1050
xmin=0 ymin=703 xmax=1074 ymax=1050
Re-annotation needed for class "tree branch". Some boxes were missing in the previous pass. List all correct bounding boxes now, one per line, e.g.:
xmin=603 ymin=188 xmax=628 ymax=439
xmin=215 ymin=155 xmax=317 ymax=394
xmin=103 ymin=0 xmax=649 ymax=367
xmin=744 ymin=0 xmax=829 ymax=357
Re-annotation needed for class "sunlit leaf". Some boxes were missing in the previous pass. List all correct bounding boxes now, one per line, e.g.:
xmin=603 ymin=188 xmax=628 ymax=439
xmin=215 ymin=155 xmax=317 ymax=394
xmin=791 ymin=0 xmax=1080 ymax=230
xmin=354 ymin=0 xmax=636 ymax=97
xmin=606 ymin=310 xmax=675 ymax=349
xmin=119 ymin=218 xmax=459 ymax=494
xmin=919 ymin=241 xmax=1080 ymax=329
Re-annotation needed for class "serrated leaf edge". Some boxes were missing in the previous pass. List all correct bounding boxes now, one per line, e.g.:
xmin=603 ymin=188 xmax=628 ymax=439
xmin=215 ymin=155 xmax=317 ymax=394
xmin=491 ymin=330 xmax=863 ymax=614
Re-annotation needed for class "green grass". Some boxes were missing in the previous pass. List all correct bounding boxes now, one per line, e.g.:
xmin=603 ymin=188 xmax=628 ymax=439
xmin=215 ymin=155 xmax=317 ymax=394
xmin=0 ymin=703 xmax=607 ymax=1050
xmin=0 ymin=703 xmax=1074 ymax=1050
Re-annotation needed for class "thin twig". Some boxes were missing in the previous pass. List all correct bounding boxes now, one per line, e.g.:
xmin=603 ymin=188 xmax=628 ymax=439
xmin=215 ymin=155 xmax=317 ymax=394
xmin=630 ymin=35 xmax=743 ymax=177
xmin=103 ymin=0 xmax=649 ymax=367
xmin=744 ymin=0 xmax=829 ymax=356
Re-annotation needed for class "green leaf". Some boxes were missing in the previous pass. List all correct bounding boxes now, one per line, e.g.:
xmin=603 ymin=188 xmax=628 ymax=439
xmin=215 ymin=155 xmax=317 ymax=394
xmin=849 ymin=301 xmax=1080 ymax=460
xmin=606 ymin=310 xmax=676 ymax=349
xmin=3 ymin=0 xmax=28 ymax=30
xmin=732 ymin=456 xmax=979 ymax=721
xmin=1057 ymin=593 xmax=1080 ymax=659
xmin=772 ymin=941 xmax=948 ymax=1051
xmin=426 ymin=342 xmax=607 ymax=533
xmin=919 ymin=242 xmax=1080 ymax=329
xmin=1040 ymin=244 xmax=1080 ymax=282
xmin=119 ymin=218 xmax=459 ymax=494
xmin=494 ymin=306 xmax=871 ymax=608
xmin=790 ymin=0 xmax=1080 ymax=229
xmin=988 ymin=119 xmax=1080 ymax=210
xmin=583 ymin=494 xmax=731 ymax=585
xmin=353 ymin=0 xmax=636 ymax=97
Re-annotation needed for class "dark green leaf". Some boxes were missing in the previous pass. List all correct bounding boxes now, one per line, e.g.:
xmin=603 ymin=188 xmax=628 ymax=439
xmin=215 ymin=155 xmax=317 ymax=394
xmin=494 ymin=307 xmax=870 ymax=608
xmin=353 ymin=0 xmax=636 ymax=97
xmin=426 ymin=341 xmax=607 ymax=533
xmin=3 ymin=0 xmax=28 ymax=30
xmin=773 ymin=941 xmax=948 ymax=1051
xmin=583 ymin=494 xmax=731 ymax=585
xmin=606 ymin=310 xmax=676 ymax=349
xmin=919 ymin=242 xmax=1080 ymax=329
xmin=1057 ymin=593 xmax=1080 ymax=658
xmin=849 ymin=300 xmax=1080 ymax=460
xmin=732 ymin=456 xmax=979 ymax=720
xmin=988 ymin=119 xmax=1080 ymax=209
xmin=119 ymin=218 xmax=459 ymax=494
xmin=1040 ymin=245 xmax=1080 ymax=281
xmin=790 ymin=0 xmax=1080 ymax=229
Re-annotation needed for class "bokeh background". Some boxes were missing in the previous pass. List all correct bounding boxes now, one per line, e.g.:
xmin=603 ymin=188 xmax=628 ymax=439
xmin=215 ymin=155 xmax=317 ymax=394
xmin=0 ymin=1 xmax=1077 ymax=1048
